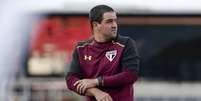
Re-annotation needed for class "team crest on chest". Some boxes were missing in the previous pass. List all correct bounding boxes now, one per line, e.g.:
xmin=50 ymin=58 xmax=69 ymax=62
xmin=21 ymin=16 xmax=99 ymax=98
xmin=105 ymin=50 xmax=117 ymax=62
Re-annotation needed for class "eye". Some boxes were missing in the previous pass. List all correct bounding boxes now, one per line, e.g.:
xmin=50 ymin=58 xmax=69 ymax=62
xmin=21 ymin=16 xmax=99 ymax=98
xmin=106 ymin=19 xmax=117 ymax=24
xmin=113 ymin=19 xmax=117 ymax=24
xmin=106 ymin=19 xmax=113 ymax=23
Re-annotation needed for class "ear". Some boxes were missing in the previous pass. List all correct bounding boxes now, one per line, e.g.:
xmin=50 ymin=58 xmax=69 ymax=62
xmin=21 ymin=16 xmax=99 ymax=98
xmin=92 ymin=22 xmax=98 ymax=28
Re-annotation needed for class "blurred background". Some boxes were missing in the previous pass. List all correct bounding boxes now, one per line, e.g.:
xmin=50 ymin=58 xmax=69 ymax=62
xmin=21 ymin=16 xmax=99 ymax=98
xmin=1 ymin=0 xmax=201 ymax=101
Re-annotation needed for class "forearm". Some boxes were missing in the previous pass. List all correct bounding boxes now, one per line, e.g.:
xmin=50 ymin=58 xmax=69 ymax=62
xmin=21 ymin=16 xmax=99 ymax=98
xmin=84 ymin=87 xmax=102 ymax=96
xmin=102 ymin=70 xmax=138 ymax=87
xmin=85 ymin=87 xmax=113 ymax=101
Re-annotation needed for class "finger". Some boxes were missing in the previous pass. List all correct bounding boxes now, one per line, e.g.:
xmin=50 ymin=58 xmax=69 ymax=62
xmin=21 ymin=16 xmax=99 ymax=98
xmin=101 ymin=96 xmax=107 ymax=101
xmin=79 ymin=83 xmax=85 ymax=94
xmin=103 ymin=97 xmax=108 ymax=101
xmin=104 ymin=97 xmax=108 ymax=101
xmin=76 ymin=83 xmax=83 ymax=94
xmin=100 ymin=98 xmax=104 ymax=101
xmin=79 ymin=83 xmax=86 ymax=94
xmin=108 ymin=96 xmax=113 ymax=101
xmin=105 ymin=95 xmax=112 ymax=101
xmin=81 ymin=84 xmax=87 ymax=94
xmin=97 ymin=99 xmax=101 ymax=101
xmin=73 ymin=80 xmax=81 ymax=86
xmin=105 ymin=96 xmax=111 ymax=101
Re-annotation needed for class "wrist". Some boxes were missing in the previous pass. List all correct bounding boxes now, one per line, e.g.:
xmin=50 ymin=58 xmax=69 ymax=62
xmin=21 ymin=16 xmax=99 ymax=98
xmin=94 ymin=78 xmax=99 ymax=86
xmin=91 ymin=88 xmax=103 ymax=97
xmin=87 ymin=88 xmax=101 ymax=96
xmin=97 ymin=76 xmax=104 ymax=86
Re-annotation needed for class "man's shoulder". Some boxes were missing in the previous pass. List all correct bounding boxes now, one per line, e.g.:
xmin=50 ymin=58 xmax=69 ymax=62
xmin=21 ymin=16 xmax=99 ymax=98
xmin=76 ymin=38 xmax=93 ymax=48
xmin=116 ymin=35 xmax=135 ymax=45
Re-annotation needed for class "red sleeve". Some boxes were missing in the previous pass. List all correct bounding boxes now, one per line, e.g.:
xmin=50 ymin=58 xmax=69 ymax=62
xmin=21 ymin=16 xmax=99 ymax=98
xmin=65 ymin=73 xmax=81 ymax=93
xmin=65 ymin=48 xmax=82 ymax=94
xmin=103 ymin=70 xmax=138 ymax=87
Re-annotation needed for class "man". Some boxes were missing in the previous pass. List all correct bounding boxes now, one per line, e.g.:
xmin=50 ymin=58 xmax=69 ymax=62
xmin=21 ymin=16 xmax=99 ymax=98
xmin=65 ymin=5 xmax=140 ymax=101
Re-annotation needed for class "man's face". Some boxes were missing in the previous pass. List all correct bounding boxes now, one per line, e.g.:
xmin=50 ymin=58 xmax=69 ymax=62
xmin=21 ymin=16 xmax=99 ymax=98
xmin=97 ymin=11 xmax=117 ymax=40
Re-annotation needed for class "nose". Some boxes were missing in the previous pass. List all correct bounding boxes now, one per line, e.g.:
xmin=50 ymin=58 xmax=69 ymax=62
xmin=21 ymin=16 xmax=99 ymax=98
xmin=112 ymin=21 xmax=117 ymax=29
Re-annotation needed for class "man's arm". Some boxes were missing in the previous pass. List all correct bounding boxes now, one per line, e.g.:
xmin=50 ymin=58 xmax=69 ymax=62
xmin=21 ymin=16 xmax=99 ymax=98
xmin=65 ymin=48 xmax=82 ymax=93
xmin=102 ymin=70 xmax=138 ymax=87
xmin=85 ymin=88 xmax=113 ymax=101
xmin=66 ymin=75 xmax=113 ymax=101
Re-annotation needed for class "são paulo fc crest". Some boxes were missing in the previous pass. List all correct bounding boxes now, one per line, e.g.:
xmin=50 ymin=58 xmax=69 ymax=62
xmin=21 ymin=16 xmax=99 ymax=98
xmin=105 ymin=50 xmax=117 ymax=62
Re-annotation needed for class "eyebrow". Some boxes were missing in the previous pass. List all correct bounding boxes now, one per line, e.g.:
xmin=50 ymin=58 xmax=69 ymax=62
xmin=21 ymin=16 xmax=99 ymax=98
xmin=104 ymin=18 xmax=117 ymax=21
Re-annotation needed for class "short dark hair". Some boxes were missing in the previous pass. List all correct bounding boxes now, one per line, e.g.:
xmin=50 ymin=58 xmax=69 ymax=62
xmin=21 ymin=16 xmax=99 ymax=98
xmin=89 ymin=5 xmax=114 ymax=27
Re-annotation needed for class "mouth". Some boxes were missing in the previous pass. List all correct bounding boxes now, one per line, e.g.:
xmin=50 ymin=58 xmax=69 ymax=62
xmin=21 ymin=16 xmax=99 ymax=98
xmin=111 ymin=30 xmax=117 ymax=33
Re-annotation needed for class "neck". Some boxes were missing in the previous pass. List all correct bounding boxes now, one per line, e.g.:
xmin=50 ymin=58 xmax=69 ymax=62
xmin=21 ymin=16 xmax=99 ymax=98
xmin=94 ymin=32 xmax=108 ymax=42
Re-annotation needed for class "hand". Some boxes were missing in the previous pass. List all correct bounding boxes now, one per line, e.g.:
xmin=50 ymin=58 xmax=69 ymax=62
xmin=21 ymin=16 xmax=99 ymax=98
xmin=74 ymin=79 xmax=98 ymax=94
xmin=93 ymin=90 xmax=113 ymax=101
